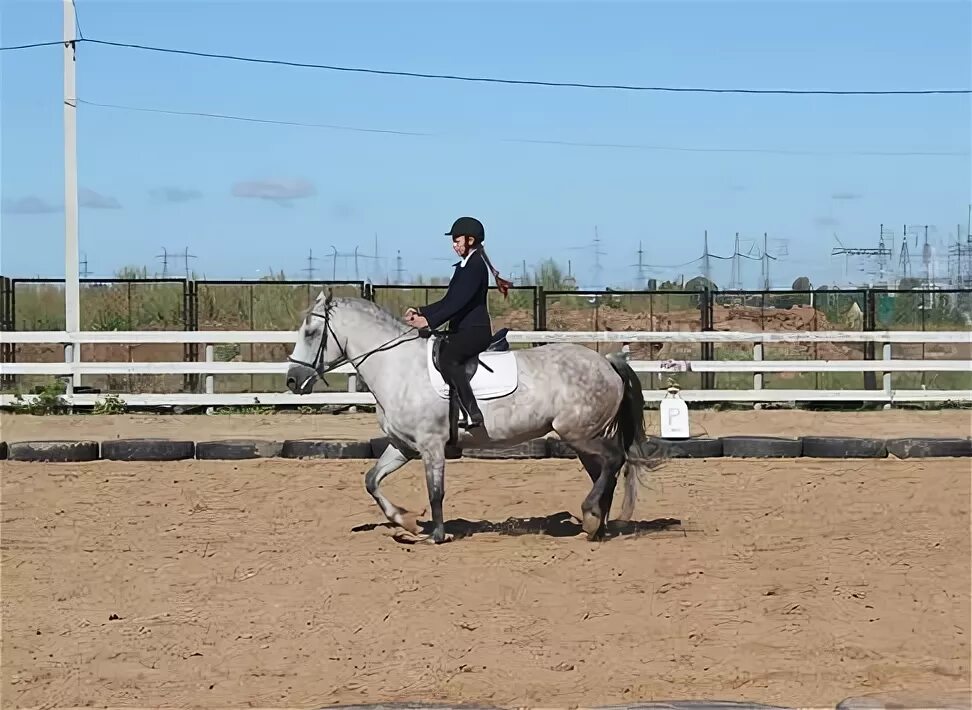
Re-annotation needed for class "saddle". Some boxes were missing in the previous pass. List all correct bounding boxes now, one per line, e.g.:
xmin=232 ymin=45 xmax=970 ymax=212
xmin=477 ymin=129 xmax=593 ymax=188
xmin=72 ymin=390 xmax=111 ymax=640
xmin=421 ymin=328 xmax=519 ymax=451
xmin=430 ymin=327 xmax=511 ymax=380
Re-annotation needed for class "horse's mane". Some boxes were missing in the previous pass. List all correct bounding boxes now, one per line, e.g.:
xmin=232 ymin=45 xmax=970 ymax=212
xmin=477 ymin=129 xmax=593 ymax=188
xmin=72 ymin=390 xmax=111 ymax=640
xmin=339 ymin=296 xmax=409 ymax=332
xmin=299 ymin=293 xmax=409 ymax=333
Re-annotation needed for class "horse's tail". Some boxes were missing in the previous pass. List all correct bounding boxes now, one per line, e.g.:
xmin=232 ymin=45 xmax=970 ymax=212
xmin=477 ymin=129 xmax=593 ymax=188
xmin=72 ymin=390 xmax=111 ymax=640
xmin=604 ymin=351 xmax=664 ymax=521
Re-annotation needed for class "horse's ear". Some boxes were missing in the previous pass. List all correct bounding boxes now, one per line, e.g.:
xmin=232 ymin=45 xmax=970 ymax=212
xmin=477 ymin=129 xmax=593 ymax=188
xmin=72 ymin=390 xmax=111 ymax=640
xmin=324 ymin=288 xmax=334 ymax=305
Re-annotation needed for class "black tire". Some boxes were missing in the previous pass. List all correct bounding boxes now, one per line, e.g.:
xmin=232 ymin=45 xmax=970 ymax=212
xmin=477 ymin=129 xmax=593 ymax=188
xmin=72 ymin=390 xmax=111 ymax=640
xmin=281 ymin=439 xmax=374 ymax=459
xmin=328 ymin=705 xmax=504 ymax=710
xmin=596 ymin=703 xmax=792 ymax=710
xmin=647 ymin=436 xmax=723 ymax=459
xmin=721 ymin=436 xmax=803 ymax=458
xmin=7 ymin=440 xmax=100 ymax=463
xmin=801 ymin=436 xmax=887 ymax=459
xmin=464 ymin=438 xmax=549 ymax=460
xmin=886 ymin=437 xmax=972 ymax=459
xmin=369 ymin=437 xmax=390 ymax=458
xmin=0 ymin=441 xmax=7 ymax=460
xmin=546 ymin=438 xmax=578 ymax=459
xmin=101 ymin=438 xmax=195 ymax=462
xmin=835 ymin=690 xmax=972 ymax=710
xmin=195 ymin=439 xmax=283 ymax=460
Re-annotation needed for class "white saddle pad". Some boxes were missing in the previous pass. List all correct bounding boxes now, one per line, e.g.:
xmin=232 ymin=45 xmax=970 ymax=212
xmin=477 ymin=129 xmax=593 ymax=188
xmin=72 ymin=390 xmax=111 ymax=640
xmin=426 ymin=338 xmax=519 ymax=401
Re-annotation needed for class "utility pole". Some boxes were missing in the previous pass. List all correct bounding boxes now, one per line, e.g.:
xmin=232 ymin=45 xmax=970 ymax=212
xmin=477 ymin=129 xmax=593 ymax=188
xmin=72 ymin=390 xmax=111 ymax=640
xmin=63 ymin=0 xmax=79 ymax=333
xmin=79 ymin=252 xmax=92 ymax=278
xmin=592 ymin=226 xmax=605 ymax=288
xmin=702 ymin=230 xmax=712 ymax=286
xmin=762 ymin=232 xmax=770 ymax=290
xmin=181 ymin=247 xmax=197 ymax=279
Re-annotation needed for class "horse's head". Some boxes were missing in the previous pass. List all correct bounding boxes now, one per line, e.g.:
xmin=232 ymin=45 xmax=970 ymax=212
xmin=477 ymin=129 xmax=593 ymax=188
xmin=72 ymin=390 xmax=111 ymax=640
xmin=286 ymin=289 xmax=346 ymax=394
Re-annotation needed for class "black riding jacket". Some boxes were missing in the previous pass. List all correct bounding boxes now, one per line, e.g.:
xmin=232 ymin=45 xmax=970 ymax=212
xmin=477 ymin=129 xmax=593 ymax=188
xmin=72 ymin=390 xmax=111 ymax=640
xmin=418 ymin=250 xmax=491 ymax=332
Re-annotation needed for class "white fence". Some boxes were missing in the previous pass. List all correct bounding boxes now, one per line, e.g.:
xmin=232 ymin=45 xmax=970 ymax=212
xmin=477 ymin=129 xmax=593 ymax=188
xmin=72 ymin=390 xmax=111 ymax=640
xmin=1 ymin=329 xmax=969 ymax=407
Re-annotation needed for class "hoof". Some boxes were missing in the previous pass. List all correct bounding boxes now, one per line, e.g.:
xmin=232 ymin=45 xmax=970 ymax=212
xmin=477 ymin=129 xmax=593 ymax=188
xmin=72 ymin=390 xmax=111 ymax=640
xmin=392 ymin=508 xmax=426 ymax=535
xmin=581 ymin=510 xmax=602 ymax=538
xmin=392 ymin=530 xmax=454 ymax=545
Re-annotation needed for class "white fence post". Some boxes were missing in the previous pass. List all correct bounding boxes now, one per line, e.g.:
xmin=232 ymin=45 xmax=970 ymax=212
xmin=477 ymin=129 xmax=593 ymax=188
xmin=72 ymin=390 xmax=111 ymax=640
xmin=63 ymin=343 xmax=75 ymax=396
xmin=205 ymin=344 xmax=215 ymax=395
xmin=883 ymin=342 xmax=892 ymax=409
xmin=753 ymin=343 xmax=764 ymax=391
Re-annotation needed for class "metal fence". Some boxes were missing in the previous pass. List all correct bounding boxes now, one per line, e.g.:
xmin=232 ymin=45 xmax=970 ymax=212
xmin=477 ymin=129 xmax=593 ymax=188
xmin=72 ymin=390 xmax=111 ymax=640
xmin=2 ymin=276 xmax=970 ymax=395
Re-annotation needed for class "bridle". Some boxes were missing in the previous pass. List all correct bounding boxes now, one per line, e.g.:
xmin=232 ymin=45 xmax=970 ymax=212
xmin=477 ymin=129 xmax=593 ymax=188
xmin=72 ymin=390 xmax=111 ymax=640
xmin=287 ymin=299 xmax=424 ymax=386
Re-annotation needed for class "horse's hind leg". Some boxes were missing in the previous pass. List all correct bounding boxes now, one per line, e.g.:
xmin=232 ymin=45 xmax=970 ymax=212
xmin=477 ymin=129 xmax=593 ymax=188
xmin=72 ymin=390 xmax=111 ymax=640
xmin=365 ymin=442 xmax=423 ymax=534
xmin=572 ymin=440 xmax=625 ymax=540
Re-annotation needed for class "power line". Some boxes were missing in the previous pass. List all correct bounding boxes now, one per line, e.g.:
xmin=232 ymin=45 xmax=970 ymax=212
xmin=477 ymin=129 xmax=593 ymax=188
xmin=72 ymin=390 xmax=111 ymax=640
xmin=0 ymin=40 xmax=66 ymax=51
xmin=74 ymin=97 xmax=970 ymax=157
xmin=72 ymin=0 xmax=85 ymax=40
xmin=4 ymin=36 xmax=970 ymax=95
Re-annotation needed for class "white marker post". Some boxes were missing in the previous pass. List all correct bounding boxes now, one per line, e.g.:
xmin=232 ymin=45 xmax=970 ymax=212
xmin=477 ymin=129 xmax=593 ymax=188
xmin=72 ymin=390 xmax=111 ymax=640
xmin=659 ymin=379 xmax=690 ymax=439
xmin=63 ymin=0 xmax=80 ymax=387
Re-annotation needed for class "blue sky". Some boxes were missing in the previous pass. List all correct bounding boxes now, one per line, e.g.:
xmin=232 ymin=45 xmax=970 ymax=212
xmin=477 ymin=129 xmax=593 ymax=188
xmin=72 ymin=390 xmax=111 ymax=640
xmin=2 ymin=0 xmax=970 ymax=288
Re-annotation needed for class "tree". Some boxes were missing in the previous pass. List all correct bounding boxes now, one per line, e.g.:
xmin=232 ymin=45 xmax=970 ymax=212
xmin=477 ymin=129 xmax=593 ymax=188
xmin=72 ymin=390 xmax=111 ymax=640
xmin=684 ymin=276 xmax=718 ymax=291
xmin=533 ymin=259 xmax=576 ymax=291
xmin=791 ymin=276 xmax=811 ymax=291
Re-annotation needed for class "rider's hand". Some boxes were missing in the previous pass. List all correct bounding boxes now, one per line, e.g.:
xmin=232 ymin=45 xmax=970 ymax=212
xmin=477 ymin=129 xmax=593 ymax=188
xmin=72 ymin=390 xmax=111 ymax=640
xmin=406 ymin=313 xmax=428 ymax=329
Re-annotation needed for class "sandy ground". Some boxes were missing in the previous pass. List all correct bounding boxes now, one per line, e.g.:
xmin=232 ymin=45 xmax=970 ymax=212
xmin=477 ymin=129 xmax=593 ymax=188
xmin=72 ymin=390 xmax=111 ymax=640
xmin=1 ymin=452 xmax=969 ymax=709
xmin=2 ymin=408 xmax=971 ymax=443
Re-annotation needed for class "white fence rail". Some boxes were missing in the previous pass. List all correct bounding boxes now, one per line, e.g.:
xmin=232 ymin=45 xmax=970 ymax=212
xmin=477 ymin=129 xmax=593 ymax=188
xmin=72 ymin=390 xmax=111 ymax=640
xmin=1 ymin=329 xmax=969 ymax=407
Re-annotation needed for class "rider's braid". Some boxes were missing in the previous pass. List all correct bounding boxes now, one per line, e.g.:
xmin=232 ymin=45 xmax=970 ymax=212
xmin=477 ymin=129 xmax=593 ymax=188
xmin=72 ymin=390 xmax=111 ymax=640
xmin=478 ymin=247 xmax=514 ymax=298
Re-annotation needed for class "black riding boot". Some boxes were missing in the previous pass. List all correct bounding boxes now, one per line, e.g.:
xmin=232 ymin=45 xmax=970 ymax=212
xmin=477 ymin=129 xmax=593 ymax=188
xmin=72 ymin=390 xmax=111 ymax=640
xmin=450 ymin=370 xmax=484 ymax=429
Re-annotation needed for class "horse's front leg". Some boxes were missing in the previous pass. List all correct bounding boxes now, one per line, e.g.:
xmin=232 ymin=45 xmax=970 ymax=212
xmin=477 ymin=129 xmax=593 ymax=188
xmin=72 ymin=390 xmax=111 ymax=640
xmin=365 ymin=441 xmax=423 ymax=533
xmin=420 ymin=446 xmax=452 ymax=544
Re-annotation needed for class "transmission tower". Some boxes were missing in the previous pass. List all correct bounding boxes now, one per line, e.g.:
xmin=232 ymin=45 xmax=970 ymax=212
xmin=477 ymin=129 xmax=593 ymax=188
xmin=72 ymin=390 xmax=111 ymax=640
xmin=948 ymin=222 xmax=972 ymax=287
xmin=395 ymin=250 xmax=406 ymax=285
xmin=568 ymin=226 xmax=608 ymax=287
xmin=898 ymin=239 xmax=912 ymax=282
xmin=79 ymin=252 xmax=92 ymax=279
xmin=730 ymin=232 xmax=742 ymax=289
xmin=831 ymin=230 xmax=892 ymax=285
xmin=156 ymin=247 xmax=171 ymax=278
xmin=631 ymin=242 xmax=647 ymax=288
xmin=302 ymin=249 xmax=319 ymax=280
xmin=760 ymin=233 xmax=777 ymax=290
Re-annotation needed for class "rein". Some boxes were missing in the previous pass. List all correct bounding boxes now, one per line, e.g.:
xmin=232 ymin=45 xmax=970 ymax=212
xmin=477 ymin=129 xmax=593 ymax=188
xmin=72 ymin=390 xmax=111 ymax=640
xmin=287 ymin=302 xmax=423 ymax=384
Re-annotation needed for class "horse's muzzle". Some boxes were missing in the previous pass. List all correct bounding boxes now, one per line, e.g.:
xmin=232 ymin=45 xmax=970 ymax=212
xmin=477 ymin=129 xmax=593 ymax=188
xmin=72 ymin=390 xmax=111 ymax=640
xmin=286 ymin=363 xmax=318 ymax=395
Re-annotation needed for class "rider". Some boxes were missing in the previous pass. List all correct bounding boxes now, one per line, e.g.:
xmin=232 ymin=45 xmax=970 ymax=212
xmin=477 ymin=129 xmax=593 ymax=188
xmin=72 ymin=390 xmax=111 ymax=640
xmin=405 ymin=216 xmax=511 ymax=430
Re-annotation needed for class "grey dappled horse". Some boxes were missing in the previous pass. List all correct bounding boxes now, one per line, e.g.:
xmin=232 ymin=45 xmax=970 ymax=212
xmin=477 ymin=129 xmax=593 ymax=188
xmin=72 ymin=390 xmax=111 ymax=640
xmin=286 ymin=291 xmax=660 ymax=544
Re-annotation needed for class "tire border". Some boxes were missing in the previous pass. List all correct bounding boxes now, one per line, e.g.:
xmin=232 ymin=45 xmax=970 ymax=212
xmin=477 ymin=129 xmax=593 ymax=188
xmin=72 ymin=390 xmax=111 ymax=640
xmin=7 ymin=439 xmax=100 ymax=463
xmin=195 ymin=439 xmax=283 ymax=460
xmin=464 ymin=438 xmax=549 ymax=459
xmin=886 ymin=437 xmax=972 ymax=459
xmin=720 ymin=435 xmax=803 ymax=458
xmin=281 ymin=439 xmax=374 ymax=459
xmin=648 ymin=436 xmax=724 ymax=459
xmin=101 ymin=438 xmax=195 ymax=461
xmin=800 ymin=436 xmax=888 ymax=459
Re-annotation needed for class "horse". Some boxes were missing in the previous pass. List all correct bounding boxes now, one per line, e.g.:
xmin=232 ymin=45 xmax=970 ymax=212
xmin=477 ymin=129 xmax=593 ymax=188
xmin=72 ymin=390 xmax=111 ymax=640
xmin=285 ymin=291 xmax=662 ymax=544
